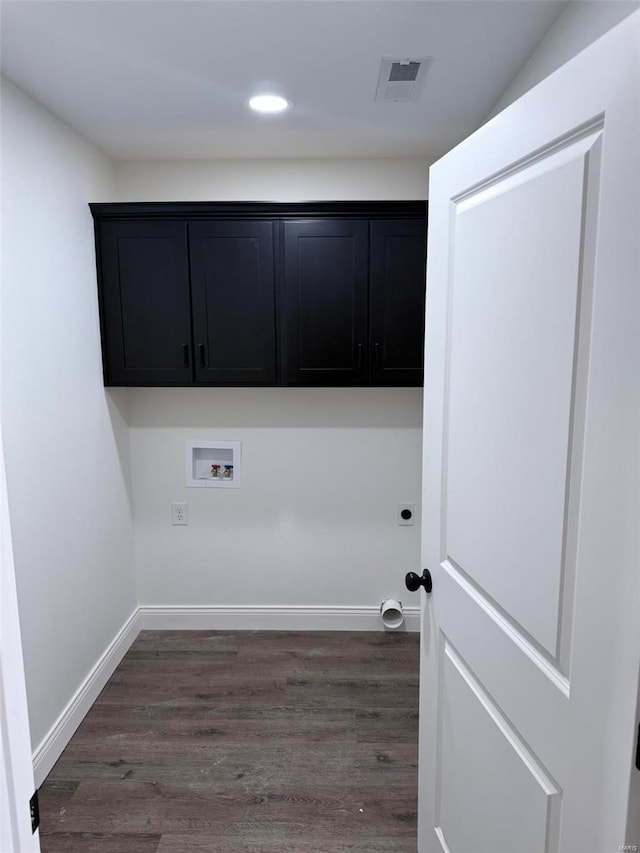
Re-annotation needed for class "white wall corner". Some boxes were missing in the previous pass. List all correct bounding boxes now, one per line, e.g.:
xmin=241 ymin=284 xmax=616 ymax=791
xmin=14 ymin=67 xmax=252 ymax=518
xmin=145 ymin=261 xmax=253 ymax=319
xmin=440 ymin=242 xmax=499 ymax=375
xmin=487 ymin=1 xmax=640 ymax=120
xmin=31 ymin=608 xmax=141 ymax=787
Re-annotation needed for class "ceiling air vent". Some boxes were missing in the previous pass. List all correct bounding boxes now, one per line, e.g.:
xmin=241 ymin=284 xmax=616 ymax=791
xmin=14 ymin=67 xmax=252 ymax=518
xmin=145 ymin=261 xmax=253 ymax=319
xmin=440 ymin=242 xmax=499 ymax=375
xmin=375 ymin=57 xmax=431 ymax=102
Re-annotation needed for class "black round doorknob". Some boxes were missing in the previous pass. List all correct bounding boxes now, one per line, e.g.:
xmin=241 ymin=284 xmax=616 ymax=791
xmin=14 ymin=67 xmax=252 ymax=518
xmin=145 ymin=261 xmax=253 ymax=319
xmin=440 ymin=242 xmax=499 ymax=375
xmin=405 ymin=569 xmax=433 ymax=593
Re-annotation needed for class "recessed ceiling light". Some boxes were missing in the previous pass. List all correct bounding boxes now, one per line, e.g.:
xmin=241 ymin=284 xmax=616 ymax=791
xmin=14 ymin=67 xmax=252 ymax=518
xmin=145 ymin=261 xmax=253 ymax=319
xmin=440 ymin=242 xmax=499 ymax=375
xmin=248 ymin=94 xmax=292 ymax=114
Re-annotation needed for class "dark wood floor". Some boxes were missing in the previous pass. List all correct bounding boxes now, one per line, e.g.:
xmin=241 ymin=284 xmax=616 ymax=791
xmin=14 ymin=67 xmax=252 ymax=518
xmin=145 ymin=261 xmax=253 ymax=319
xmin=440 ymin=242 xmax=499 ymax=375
xmin=38 ymin=630 xmax=419 ymax=852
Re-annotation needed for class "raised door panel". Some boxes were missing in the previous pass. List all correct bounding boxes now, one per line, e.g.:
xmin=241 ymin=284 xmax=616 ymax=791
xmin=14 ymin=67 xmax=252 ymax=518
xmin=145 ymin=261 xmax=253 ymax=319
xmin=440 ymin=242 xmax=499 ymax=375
xmin=369 ymin=219 xmax=426 ymax=386
xmin=189 ymin=221 xmax=276 ymax=385
xmin=98 ymin=221 xmax=192 ymax=385
xmin=282 ymin=220 xmax=369 ymax=385
xmin=444 ymin=150 xmax=587 ymax=667
xmin=436 ymin=640 xmax=560 ymax=853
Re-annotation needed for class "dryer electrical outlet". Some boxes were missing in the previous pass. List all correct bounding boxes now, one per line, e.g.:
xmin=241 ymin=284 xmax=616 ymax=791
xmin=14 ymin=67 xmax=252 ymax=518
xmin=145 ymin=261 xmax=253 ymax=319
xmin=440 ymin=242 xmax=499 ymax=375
xmin=398 ymin=503 xmax=415 ymax=526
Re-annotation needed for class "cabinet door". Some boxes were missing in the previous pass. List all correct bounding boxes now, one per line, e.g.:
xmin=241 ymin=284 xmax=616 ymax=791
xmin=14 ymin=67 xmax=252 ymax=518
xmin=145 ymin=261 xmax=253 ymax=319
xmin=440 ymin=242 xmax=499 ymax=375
xmin=369 ymin=219 xmax=426 ymax=386
xmin=98 ymin=220 xmax=192 ymax=385
xmin=189 ymin=221 xmax=276 ymax=385
xmin=282 ymin=220 xmax=369 ymax=385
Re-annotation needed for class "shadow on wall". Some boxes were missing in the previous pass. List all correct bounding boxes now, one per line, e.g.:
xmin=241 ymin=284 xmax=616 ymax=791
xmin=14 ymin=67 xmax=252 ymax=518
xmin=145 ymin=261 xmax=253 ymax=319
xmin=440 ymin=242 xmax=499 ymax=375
xmin=105 ymin=388 xmax=134 ymax=509
xmin=121 ymin=387 xmax=424 ymax=430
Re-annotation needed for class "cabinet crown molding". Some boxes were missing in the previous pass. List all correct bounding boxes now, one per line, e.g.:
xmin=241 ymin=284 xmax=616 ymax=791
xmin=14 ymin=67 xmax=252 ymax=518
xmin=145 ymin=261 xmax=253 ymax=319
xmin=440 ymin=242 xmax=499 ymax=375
xmin=90 ymin=200 xmax=428 ymax=222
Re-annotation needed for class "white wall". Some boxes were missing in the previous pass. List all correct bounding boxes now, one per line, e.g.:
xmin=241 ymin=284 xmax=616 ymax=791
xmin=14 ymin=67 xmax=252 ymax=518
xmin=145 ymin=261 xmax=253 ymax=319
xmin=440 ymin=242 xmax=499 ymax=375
xmin=1 ymin=79 xmax=136 ymax=751
xmin=115 ymin=157 xmax=426 ymax=620
xmin=129 ymin=388 xmax=422 ymax=612
xmin=489 ymin=1 xmax=640 ymax=118
xmin=115 ymin=157 xmax=429 ymax=202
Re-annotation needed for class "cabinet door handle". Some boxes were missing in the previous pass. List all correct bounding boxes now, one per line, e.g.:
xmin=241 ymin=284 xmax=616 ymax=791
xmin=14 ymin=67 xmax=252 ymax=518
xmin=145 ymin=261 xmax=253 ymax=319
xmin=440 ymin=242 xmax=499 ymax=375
xmin=357 ymin=342 xmax=363 ymax=369
xmin=373 ymin=341 xmax=381 ymax=367
xmin=183 ymin=344 xmax=190 ymax=368
xmin=199 ymin=344 xmax=207 ymax=368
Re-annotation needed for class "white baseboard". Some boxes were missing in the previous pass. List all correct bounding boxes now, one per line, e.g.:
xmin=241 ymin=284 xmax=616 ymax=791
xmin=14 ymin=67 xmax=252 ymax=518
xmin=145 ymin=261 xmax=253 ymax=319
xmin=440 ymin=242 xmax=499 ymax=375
xmin=32 ymin=608 xmax=141 ymax=787
xmin=32 ymin=603 xmax=419 ymax=785
xmin=138 ymin=604 xmax=421 ymax=633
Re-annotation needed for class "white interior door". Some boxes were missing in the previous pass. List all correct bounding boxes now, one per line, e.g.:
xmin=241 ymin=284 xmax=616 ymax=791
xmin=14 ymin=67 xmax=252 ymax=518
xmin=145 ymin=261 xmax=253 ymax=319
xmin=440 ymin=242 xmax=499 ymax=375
xmin=1 ymin=424 xmax=40 ymax=852
xmin=418 ymin=13 xmax=640 ymax=853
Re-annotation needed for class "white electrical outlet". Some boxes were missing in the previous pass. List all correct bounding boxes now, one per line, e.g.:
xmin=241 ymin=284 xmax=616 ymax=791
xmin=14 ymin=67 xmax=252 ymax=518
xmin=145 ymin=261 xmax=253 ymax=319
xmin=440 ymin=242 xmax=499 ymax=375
xmin=398 ymin=503 xmax=415 ymax=526
xmin=171 ymin=502 xmax=188 ymax=525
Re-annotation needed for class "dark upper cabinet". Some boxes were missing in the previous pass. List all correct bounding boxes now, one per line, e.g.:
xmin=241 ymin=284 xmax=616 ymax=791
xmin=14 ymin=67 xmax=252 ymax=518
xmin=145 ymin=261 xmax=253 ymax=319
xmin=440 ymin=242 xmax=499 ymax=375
xmin=281 ymin=220 xmax=369 ymax=386
xmin=97 ymin=220 xmax=192 ymax=385
xmin=91 ymin=202 xmax=427 ymax=387
xmin=189 ymin=221 xmax=276 ymax=385
xmin=369 ymin=220 xmax=427 ymax=386
xmin=281 ymin=217 xmax=426 ymax=386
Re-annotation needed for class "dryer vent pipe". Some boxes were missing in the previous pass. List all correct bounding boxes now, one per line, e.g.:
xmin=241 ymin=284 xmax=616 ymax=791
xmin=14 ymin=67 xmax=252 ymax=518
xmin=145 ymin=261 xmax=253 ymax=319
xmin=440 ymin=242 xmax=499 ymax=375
xmin=380 ymin=599 xmax=404 ymax=630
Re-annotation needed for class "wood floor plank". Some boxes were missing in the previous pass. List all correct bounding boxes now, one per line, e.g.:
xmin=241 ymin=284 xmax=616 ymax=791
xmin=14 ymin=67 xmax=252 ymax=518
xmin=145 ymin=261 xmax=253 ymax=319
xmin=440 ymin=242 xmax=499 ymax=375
xmin=156 ymin=836 xmax=416 ymax=853
xmin=67 ymin=704 xmax=357 ymax=740
xmin=54 ymin=780 xmax=416 ymax=835
xmin=47 ymin=743 xmax=417 ymax=789
xmin=38 ymin=779 xmax=79 ymax=833
xmin=100 ymin=674 xmax=289 ymax=706
xmin=39 ymin=630 xmax=419 ymax=852
xmin=129 ymin=631 xmax=239 ymax=654
xmin=284 ymin=673 xmax=419 ymax=709
xmin=355 ymin=707 xmax=419 ymax=742
xmin=37 ymin=833 xmax=161 ymax=853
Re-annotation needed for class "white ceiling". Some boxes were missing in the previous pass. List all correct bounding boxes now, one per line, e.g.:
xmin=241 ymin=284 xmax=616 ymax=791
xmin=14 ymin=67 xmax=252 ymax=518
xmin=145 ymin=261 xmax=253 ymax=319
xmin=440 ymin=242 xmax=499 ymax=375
xmin=0 ymin=1 xmax=567 ymax=161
